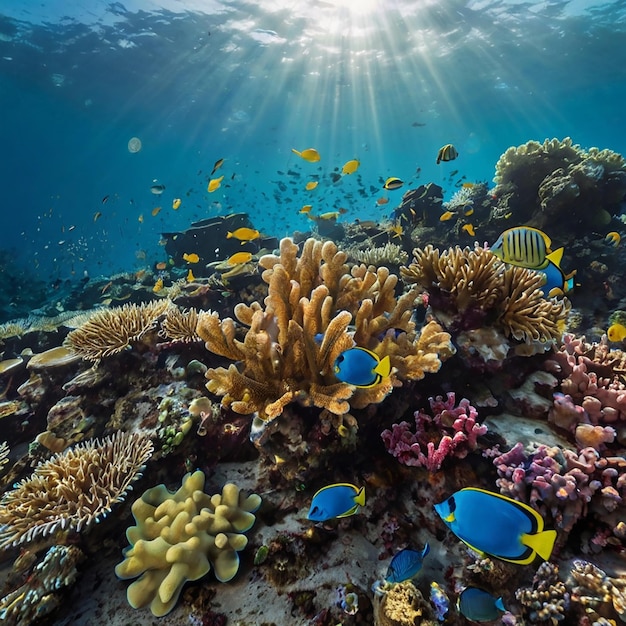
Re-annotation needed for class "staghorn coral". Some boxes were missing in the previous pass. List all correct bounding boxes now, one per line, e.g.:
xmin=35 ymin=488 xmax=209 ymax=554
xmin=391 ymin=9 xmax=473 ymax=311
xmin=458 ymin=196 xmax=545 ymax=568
xmin=115 ymin=470 xmax=261 ymax=617
xmin=197 ymin=237 xmax=454 ymax=422
xmin=64 ymin=300 xmax=172 ymax=362
xmin=516 ymin=561 xmax=571 ymax=624
xmin=159 ymin=306 xmax=201 ymax=343
xmin=0 ymin=431 xmax=153 ymax=550
xmin=402 ymin=245 xmax=570 ymax=345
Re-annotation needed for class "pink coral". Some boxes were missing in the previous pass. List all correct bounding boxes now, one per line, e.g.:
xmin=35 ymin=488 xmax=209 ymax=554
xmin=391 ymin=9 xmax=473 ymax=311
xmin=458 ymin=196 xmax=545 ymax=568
xmin=381 ymin=393 xmax=487 ymax=472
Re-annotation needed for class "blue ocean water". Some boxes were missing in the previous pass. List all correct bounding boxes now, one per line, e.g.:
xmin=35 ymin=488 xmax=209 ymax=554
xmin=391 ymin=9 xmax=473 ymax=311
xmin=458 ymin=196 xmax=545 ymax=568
xmin=0 ymin=0 xmax=624 ymax=287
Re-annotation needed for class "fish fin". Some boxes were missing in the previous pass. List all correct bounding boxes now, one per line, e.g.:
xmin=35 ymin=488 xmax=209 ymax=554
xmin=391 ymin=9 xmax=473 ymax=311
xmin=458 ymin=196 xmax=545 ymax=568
xmin=495 ymin=597 xmax=505 ymax=612
xmin=291 ymin=148 xmax=302 ymax=156
xmin=226 ymin=231 xmax=233 ymax=238
xmin=354 ymin=486 xmax=366 ymax=507
xmin=521 ymin=529 xmax=557 ymax=561
xmin=422 ymin=543 xmax=430 ymax=558
xmin=336 ymin=504 xmax=359 ymax=518
xmin=374 ymin=355 xmax=391 ymax=378
xmin=546 ymin=247 xmax=564 ymax=267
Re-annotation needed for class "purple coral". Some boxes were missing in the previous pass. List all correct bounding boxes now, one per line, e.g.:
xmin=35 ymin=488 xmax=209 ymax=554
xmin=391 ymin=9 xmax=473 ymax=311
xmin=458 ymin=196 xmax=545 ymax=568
xmin=381 ymin=393 xmax=487 ymax=472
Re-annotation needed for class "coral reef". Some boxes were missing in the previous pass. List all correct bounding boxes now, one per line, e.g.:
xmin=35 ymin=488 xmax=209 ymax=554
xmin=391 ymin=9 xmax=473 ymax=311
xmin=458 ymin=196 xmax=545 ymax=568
xmin=115 ymin=469 xmax=261 ymax=617
xmin=0 ymin=431 xmax=153 ymax=550
xmin=349 ymin=242 xmax=409 ymax=267
xmin=64 ymin=300 xmax=172 ymax=362
xmin=197 ymin=237 xmax=455 ymax=423
xmin=402 ymin=244 xmax=570 ymax=348
xmin=373 ymin=580 xmax=437 ymax=626
xmin=159 ymin=306 xmax=202 ymax=343
xmin=0 ymin=441 xmax=8 ymax=471
xmin=515 ymin=561 xmax=570 ymax=623
xmin=381 ymin=392 xmax=487 ymax=471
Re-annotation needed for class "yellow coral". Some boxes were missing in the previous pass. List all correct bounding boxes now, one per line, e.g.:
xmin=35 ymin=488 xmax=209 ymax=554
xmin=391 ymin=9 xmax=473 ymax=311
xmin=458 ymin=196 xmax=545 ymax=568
xmin=115 ymin=470 xmax=261 ymax=617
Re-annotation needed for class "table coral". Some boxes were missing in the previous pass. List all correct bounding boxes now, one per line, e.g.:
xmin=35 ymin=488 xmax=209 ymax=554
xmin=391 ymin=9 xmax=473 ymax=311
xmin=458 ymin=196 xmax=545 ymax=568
xmin=197 ymin=237 xmax=455 ymax=423
xmin=115 ymin=469 xmax=261 ymax=617
xmin=0 ymin=430 xmax=153 ymax=550
xmin=381 ymin=392 xmax=487 ymax=471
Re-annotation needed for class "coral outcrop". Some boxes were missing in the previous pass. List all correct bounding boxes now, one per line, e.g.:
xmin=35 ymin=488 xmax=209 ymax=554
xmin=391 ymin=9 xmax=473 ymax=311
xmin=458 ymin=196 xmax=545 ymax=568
xmin=115 ymin=469 xmax=261 ymax=617
xmin=516 ymin=561 xmax=570 ymax=623
xmin=0 ymin=431 xmax=153 ymax=550
xmin=197 ymin=237 xmax=455 ymax=423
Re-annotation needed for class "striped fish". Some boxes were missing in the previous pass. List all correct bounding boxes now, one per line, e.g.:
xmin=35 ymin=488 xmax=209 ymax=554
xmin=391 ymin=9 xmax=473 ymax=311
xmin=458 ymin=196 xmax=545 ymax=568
xmin=490 ymin=226 xmax=552 ymax=269
xmin=436 ymin=143 xmax=458 ymax=164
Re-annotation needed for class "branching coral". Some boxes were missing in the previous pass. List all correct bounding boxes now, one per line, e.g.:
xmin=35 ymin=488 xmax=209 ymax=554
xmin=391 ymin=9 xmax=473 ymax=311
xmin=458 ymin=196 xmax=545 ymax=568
xmin=0 ymin=431 xmax=153 ymax=550
xmin=381 ymin=393 xmax=487 ymax=471
xmin=159 ymin=306 xmax=201 ymax=343
xmin=197 ymin=237 xmax=455 ymax=422
xmin=402 ymin=245 xmax=570 ymax=346
xmin=64 ymin=300 xmax=172 ymax=362
xmin=516 ymin=561 xmax=570 ymax=623
xmin=349 ymin=242 xmax=409 ymax=267
xmin=115 ymin=470 xmax=261 ymax=617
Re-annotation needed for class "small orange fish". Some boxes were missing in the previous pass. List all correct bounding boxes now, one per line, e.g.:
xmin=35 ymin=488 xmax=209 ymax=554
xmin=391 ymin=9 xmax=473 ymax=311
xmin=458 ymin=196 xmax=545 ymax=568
xmin=151 ymin=206 xmax=162 ymax=217
xmin=208 ymin=175 xmax=224 ymax=193
xmin=462 ymin=223 xmax=476 ymax=236
xmin=155 ymin=262 xmax=167 ymax=271
xmin=186 ymin=269 xmax=195 ymax=282
xmin=462 ymin=182 xmax=475 ymax=188
xmin=226 ymin=227 xmax=260 ymax=242
xmin=138 ymin=214 xmax=144 ymax=223
xmin=376 ymin=197 xmax=389 ymax=206
xmin=305 ymin=181 xmax=319 ymax=191
xmin=440 ymin=211 xmax=455 ymax=221
xmin=153 ymin=277 xmax=164 ymax=293
xmin=183 ymin=253 xmax=200 ymax=263
xmin=172 ymin=198 xmax=181 ymax=210
xmin=300 ymin=205 xmax=313 ymax=214
xmin=292 ymin=148 xmax=321 ymax=162
xmin=226 ymin=251 xmax=253 ymax=265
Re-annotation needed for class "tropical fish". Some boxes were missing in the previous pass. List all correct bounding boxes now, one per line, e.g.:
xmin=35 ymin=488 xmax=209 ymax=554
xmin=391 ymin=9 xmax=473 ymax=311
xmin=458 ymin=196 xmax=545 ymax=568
xmin=313 ymin=211 xmax=340 ymax=220
xmin=153 ymin=277 xmax=164 ymax=293
xmin=226 ymin=251 xmax=253 ymax=265
xmin=430 ymin=582 xmax=450 ymax=621
xmin=383 ymin=177 xmax=404 ymax=190
xmin=305 ymin=181 xmax=319 ymax=191
xmin=385 ymin=545 xmax=430 ymax=583
xmin=183 ymin=253 xmax=200 ymax=263
xmin=210 ymin=158 xmax=224 ymax=176
xmin=462 ymin=182 xmax=475 ymax=188
xmin=536 ymin=248 xmax=575 ymax=297
xmin=208 ymin=176 xmax=224 ymax=193
xmin=93 ymin=211 xmax=102 ymax=222
xmin=439 ymin=211 xmax=455 ymax=221
xmin=101 ymin=195 xmax=109 ymax=204
xmin=376 ymin=197 xmax=389 ymax=206
xmin=457 ymin=587 xmax=505 ymax=623
xmin=436 ymin=143 xmax=458 ymax=164
xmin=186 ymin=269 xmax=195 ymax=282
xmin=490 ymin=226 xmax=552 ymax=269
xmin=434 ymin=487 xmax=557 ymax=564
xmin=342 ymin=159 xmax=360 ymax=175
xmin=605 ymin=231 xmax=621 ymax=247
xmin=464 ymin=207 xmax=474 ymax=216
xmin=307 ymin=483 xmax=365 ymax=521
xmin=300 ymin=205 xmax=313 ymax=214
xmin=150 ymin=184 xmax=166 ymax=195
xmin=151 ymin=206 xmax=162 ymax=217
xmin=226 ymin=227 xmax=260 ymax=242
xmin=462 ymin=223 xmax=475 ymax=236
xmin=172 ymin=198 xmax=181 ymax=210
xmin=334 ymin=347 xmax=391 ymax=388
xmin=138 ymin=214 xmax=144 ymax=223
xmin=607 ymin=323 xmax=626 ymax=342
xmin=292 ymin=147 xmax=321 ymax=162
xmin=155 ymin=261 xmax=167 ymax=271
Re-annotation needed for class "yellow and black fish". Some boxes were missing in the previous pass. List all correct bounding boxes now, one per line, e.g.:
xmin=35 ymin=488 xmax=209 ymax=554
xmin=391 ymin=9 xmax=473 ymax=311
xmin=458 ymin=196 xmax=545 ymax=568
xmin=383 ymin=177 xmax=404 ymax=190
xmin=490 ymin=226 xmax=552 ymax=269
xmin=436 ymin=143 xmax=458 ymax=164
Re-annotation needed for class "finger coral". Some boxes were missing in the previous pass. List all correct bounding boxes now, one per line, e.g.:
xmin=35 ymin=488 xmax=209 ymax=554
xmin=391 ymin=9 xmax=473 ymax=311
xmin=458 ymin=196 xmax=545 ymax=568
xmin=64 ymin=300 xmax=172 ymax=362
xmin=0 ymin=431 xmax=153 ymax=550
xmin=197 ymin=237 xmax=455 ymax=422
xmin=402 ymin=244 xmax=570 ymax=347
xmin=115 ymin=470 xmax=261 ymax=617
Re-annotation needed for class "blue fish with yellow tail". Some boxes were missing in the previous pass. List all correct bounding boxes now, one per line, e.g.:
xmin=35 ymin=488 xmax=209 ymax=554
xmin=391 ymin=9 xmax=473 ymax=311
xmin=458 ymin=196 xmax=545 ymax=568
xmin=490 ymin=226 xmax=552 ymax=269
xmin=457 ymin=587 xmax=505 ymax=623
xmin=536 ymin=248 xmax=575 ymax=297
xmin=307 ymin=483 xmax=365 ymax=522
xmin=385 ymin=544 xmax=430 ymax=583
xmin=334 ymin=347 xmax=390 ymax=388
xmin=434 ymin=487 xmax=556 ymax=565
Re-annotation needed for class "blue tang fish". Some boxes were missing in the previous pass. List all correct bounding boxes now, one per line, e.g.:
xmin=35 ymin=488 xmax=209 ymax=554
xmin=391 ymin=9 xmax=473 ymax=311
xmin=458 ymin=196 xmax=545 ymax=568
xmin=334 ymin=347 xmax=391 ymax=388
xmin=457 ymin=587 xmax=505 ymax=623
xmin=535 ymin=248 xmax=575 ymax=297
xmin=490 ymin=226 xmax=552 ymax=269
xmin=385 ymin=544 xmax=430 ymax=583
xmin=434 ymin=487 xmax=557 ymax=565
xmin=307 ymin=483 xmax=365 ymax=522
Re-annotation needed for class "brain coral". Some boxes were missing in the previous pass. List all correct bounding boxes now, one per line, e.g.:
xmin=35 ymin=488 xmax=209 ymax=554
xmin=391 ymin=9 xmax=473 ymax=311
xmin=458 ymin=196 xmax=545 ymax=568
xmin=115 ymin=469 xmax=261 ymax=617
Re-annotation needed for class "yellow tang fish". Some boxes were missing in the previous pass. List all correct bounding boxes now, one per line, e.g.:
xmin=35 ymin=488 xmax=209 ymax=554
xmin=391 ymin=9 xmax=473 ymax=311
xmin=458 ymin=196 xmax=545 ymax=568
xmin=383 ymin=177 xmax=404 ymax=190
xmin=153 ymin=277 xmax=164 ymax=293
xmin=226 ymin=227 xmax=260 ymax=242
xmin=605 ymin=231 xmax=621 ymax=247
xmin=462 ymin=182 xmax=475 ymax=188
xmin=183 ymin=253 xmax=200 ymax=263
xmin=462 ymin=223 xmax=475 ymax=236
xmin=172 ymin=198 xmax=181 ymax=210
xmin=300 ymin=205 xmax=313 ymax=214
xmin=186 ymin=269 xmax=195 ymax=282
xmin=436 ymin=143 xmax=459 ymax=164
xmin=439 ymin=211 xmax=455 ymax=221
xmin=491 ymin=226 xmax=552 ymax=269
xmin=208 ymin=175 xmax=224 ymax=193
xmin=292 ymin=147 xmax=321 ymax=162
xmin=342 ymin=159 xmax=360 ymax=175
xmin=151 ymin=206 xmax=161 ymax=217
xmin=305 ymin=181 xmax=318 ymax=191
xmin=226 ymin=251 xmax=253 ymax=265
xmin=607 ymin=323 xmax=626 ymax=342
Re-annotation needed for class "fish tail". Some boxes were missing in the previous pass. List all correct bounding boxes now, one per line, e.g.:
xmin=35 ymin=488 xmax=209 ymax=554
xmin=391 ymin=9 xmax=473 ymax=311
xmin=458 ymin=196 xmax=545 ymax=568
xmin=291 ymin=148 xmax=301 ymax=156
xmin=226 ymin=231 xmax=233 ymax=239
xmin=495 ymin=597 xmax=505 ymax=612
xmin=374 ymin=355 xmax=391 ymax=378
xmin=521 ymin=529 xmax=557 ymax=561
xmin=354 ymin=486 xmax=366 ymax=507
